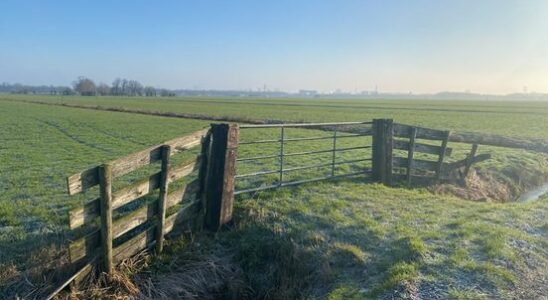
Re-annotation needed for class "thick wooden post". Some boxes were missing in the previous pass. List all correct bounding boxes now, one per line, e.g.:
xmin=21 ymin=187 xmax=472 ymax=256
xmin=197 ymin=132 xmax=212 ymax=229
xmin=436 ymin=131 xmax=451 ymax=180
xmin=372 ymin=119 xmax=383 ymax=182
xmin=155 ymin=145 xmax=171 ymax=253
xmin=331 ymin=129 xmax=337 ymax=177
xmin=98 ymin=164 xmax=113 ymax=273
xmin=406 ymin=127 xmax=417 ymax=185
xmin=385 ymin=120 xmax=393 ymax=185
xmin=279 ymin=127 xmax=285 ymax=186
xmin=460 ymin=144 xmax=478 ymax=186
xmin=204 ymin=124 xmax=239 ymax=231
xmin=372 ymin=119 xmax=394 ymax=185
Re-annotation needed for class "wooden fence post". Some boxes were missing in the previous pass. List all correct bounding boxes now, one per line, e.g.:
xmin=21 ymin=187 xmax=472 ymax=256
xmin=385 ymin=119 xmax=394 ymax=185
xmin=372 ymin=119 xmax=383 ymax=182
xmin=406 ymin=127 xmax=417 ymax=185
xmin=155 ymin=145 xmax=171 ymax=254
xmin=460 ymin=144 xmax=478 ymax=186
xmin=436 ymin=131 xmax=451 ymax=180
xmin=98 ymin=163 xmax=113 ymax=274
xmin=197 ymin=132 xmax=212 ymax=229
xmin=372 ymin=119 xmax=394 ymax=185
xmin=203 ymin=123 xmax=239 ymax=231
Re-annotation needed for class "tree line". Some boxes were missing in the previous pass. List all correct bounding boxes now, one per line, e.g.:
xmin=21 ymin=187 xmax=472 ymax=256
xmin=0 ymin=82 xmax=72 ymax=95
xmin=73 ymin=77 xmax=175 ymax=97
xmin=1 ymin=77 xmax=176 ymax=97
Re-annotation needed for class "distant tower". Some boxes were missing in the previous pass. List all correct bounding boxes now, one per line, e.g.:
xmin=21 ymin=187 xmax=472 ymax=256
xmin=523 ymin=86 xmax=528 ymax=94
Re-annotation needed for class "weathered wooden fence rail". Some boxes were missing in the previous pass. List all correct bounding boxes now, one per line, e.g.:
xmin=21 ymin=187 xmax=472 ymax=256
xmin=373 ymin=119 xmax=548 ymax=186
xmin=374 ymin=119 xmax=483 ymax=185
xmin=62 ymin=125 xmax=239 ymax=291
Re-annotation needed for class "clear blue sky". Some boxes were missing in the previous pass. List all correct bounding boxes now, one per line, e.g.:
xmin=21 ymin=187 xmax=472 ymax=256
xmin=1 ymin=0 xmax=547 ymax=94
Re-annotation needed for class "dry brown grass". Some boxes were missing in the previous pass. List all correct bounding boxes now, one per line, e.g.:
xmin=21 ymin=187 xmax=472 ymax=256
xmin=432 ymin=164 xmax=548 ymax=202
xmin=54 ymin=240 xmax=248 ymax=300
xmin=433 ymin=169 xmax=515 ymax=202
xmin=1 ymin=244 xmax=69 ymax=299
xmin=137 ymin=253 xmax=248 ymax=299
xmin=55 ymin=251 xmax=149 ymax=300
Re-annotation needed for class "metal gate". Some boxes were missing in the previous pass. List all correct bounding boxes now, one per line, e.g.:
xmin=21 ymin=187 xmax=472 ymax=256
xmin=234 ymin=121 xmax=374 ymax=195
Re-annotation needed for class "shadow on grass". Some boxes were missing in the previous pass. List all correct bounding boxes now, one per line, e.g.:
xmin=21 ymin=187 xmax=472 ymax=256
xmin=0 ymin=231 xmax=73 ymax=299
xmin=222 ymin=179 xmax=430 ymax=299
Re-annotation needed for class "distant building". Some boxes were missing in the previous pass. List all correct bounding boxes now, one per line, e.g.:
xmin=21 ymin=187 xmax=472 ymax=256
xmin=298 ymin=89 xmax=318 ymax=96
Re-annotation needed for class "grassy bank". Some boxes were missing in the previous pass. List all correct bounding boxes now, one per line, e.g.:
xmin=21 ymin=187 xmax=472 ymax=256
xmin=87 ymin=180 xmax=547 ymax=299
xmin=224 ymin=181 xmax=548 ymax=299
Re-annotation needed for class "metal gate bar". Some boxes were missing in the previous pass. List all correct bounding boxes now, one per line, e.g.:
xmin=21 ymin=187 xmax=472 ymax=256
xmin=235 ymin=158 xmax=372 ymax=179
xmin=238 ymin=133 xmax=371 ymax=145
xmin=237 ymin=145 xmax=372 ymax=162
xmin=235 ymin=121 xmax=373 ymax=195
xmin=234 ymin=170 xmax=372 ymax=196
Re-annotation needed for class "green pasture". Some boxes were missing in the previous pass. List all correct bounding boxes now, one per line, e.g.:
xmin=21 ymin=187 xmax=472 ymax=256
xmin=0 ymin=100 xmax=209 ymax=264
xmin=3 ymin=94 xmax=548 ymax=138
xmin=0 ymin=95 xmax=547 ymax=298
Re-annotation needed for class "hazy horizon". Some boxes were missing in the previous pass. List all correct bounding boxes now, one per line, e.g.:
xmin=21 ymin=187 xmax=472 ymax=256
xmin=1 ymin=0 xmax=547 ymax=94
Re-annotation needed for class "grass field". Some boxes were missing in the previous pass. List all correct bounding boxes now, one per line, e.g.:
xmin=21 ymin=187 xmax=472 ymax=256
xmin=4 ymin=94 xmax=548 ymax=138
xmin=0 ymin=95 xmax=547 ymax=299
xmin=0 ymin=100 xmax=209 ymax=265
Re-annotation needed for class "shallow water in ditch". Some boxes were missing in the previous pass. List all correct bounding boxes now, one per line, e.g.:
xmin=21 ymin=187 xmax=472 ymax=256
xmin=517 ymin=182 xmax=548 ymax=202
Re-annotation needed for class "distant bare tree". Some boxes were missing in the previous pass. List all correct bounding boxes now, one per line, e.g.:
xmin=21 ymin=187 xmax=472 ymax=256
xmin=127 ymin=80 xmax=144 ymax=96
xmin=96 ymin=83 xmax=111 ymax=96
xmin=121 ymin=79 xmax=128 ymax=96
xmin=62 ymin=87 xmax=75 ymax=95
xmin=144 ymin=86 xmax=156 ymax=97
xmin=160 ymin=89 xmax=176 ymax=97
xmin=111 ymin=78 xmax=122 ymax=96
xmin=73 ymin=76 xmax=96 ymax=96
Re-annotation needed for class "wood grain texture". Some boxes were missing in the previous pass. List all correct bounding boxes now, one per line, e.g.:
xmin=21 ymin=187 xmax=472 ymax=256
xmin=384 ymin=120 xmax=394 ymax=185
xmin=372 ymin=119 xmax=393 ymax=184
xmin=69 ymin=159 xmax=200 ymax=230
xmin=67 ymin=129 xmax=208 ymax=195
xmin=436 ymin=131 xmax=451 ymax=180
xmin=395 ymin=123 xmax=548 ymax=153
xmin=406 ymin=127 xmax=417 ymax=185
xmin=98 ymin=164 xmax=113 ymax=273
xmin=393 ymin=139 xmax=453 ymax=157
xmin=155 ymin=145 xmax=171 ymax=253
xmin=220 ymin=124 xmax=239 ymax=226
xmin=69 ymin=183 xmax=199 ymax=263
xmin=69 ymin=199 xmax=201 ymax=265
xmin=462 ymin=144 xmax=479 ymax=183
xmin=445 ymin=153 xmax=491 ymax=171
xmin=112 ymin=200 xmax=201 ymax=265
xmin=66 ymin=167 xmax=99 ymax=197
xmin=204 ymin=124 xmax=239 ymax=231
xmin=113 ymin=226 xmax=156 ymax=265
xmin=166 ymin=179 xmax=200 ymax=208
xmin=394 ymin=123 xmax=448 ymax=140
xmin=371 ymin=119 xmax=383 ymax=182
xmin=393 ymin=157 xmax=439 ymax=172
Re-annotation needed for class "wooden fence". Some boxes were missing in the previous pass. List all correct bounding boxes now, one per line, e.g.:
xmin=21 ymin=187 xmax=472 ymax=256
xmin=372 ymin=119 xmax=548 ymax=186
xmin=63 ymin=124 xmax=239 ymax=287
xmin=372 ymin=119 xmax=485 ymax=186
xmin=52 ymin=119 xmax=547 ymax=297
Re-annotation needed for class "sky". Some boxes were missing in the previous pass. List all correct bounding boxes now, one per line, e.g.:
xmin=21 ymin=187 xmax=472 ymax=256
xmin=1 ymin=0 xmax=547 ymax=94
